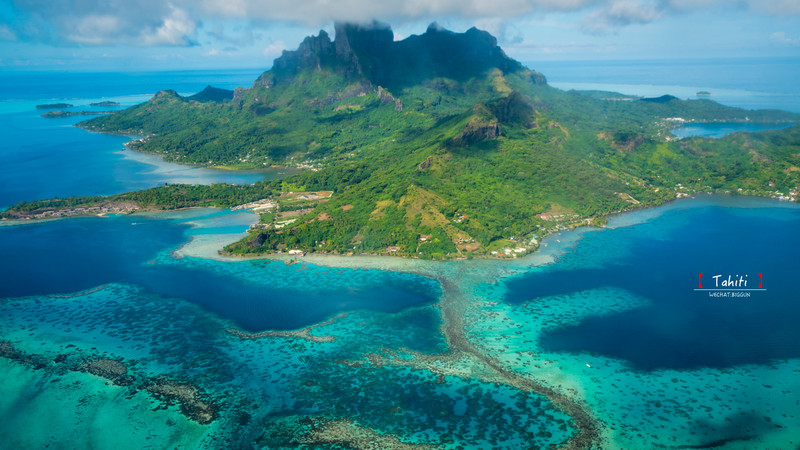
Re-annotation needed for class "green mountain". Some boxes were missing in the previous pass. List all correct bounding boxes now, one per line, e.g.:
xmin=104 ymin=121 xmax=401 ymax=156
xmin=10 ymin=22 xmax=800 ymax=259
xmin=187 ymin=85 xmax=235 ymax=103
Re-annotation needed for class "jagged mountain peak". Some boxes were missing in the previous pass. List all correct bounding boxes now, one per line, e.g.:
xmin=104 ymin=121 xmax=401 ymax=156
xmin=266 ymin=21 xmax=536 ymax=90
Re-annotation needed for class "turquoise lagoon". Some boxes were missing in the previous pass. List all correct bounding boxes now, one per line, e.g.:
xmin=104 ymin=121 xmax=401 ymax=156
xmin=0 ymin=70 xmax=296 ymax=209
xmin=2 ymin=196 xmax=799 ymax=448
xmin=670 ymin=122 xmax=795 ymax=139
xmin=2 ymin=66 xmax=800 ymax=448
xmin=466 ymin=195 xmax=800 ymax=448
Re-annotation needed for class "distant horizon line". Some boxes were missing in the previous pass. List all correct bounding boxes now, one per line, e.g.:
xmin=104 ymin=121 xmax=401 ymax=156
xmin=1 ymin=55 xmax=799 ymax=74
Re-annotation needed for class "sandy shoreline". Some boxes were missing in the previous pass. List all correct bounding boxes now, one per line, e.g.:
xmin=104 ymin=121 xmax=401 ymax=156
xmin=172 ymin=193 xmax=800 ymax=278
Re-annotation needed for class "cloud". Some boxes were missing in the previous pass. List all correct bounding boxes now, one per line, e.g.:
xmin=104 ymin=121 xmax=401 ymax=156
xmin=474 ymin=18 xmax=524 ymax=44
xmin=204 ymin=46 xmax=242 ymax=56
xmin=506 ymin=38 xmax=613 ymax=57
xmin=755 ymin=0 xmax=800 ymax=15
xmin=582 ymin=1 xmax=661 ymax=35
xmin=140 ymin=6 xmax=196 ymax=46
xmin=5 ymin=0 xmax=799 ymax=46
xmin=10 ymin=0 xmax=196 ymax=46
xmin=206 ymin=24 xmax=257 ymax=46
xmin=770 ymin=31 xmax=800 ymax=46
xmin=263 ymin=40 xmax=287 ymax=58
xmin=661 ymin=0 xmax=800 ymax=15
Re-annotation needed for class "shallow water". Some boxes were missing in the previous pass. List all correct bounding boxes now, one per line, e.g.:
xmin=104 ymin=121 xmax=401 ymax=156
xmin=671 ymin=122 xmax=795 ymax=139
xmin=0 ymin=212 xmax=442 ymax=332
xmin=502 ymin=198 xmax=800 ymax=370
xmin=2 ymin=65 xmax=800 ymax=448
xmin=0 ymin=76 xmax=291 ymax=209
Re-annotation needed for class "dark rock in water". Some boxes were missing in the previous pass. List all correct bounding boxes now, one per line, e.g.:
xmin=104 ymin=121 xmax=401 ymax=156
xmin=145 ymin=378 xmax=219 ymax=424
xmin=114 ymin=375 xmax=136 ymax=387
xmin=0 ymin=341 xmax=18 ymax=359
xmin=78 ymin=358 xmax=129 ymax=381
xmin=0 ymin=341 xmax=53 ymax=369
xmin=0 ymin=342 xmax=218 ymax=424
xmin=237 ymin=411 xmax=252 ymax=426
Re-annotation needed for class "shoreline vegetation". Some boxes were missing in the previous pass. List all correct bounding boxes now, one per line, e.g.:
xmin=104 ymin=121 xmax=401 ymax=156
xmin=2 ymin=196 xmax=795 ymax=448
xmin=6 ymin=24 xmax=800 ymax=449
xmin=12 ymin=26 xmax=800 ymax=264
xmin=59 ymin=22 xmax=798 ymax=262
xmin=2 ymin=187 xmax=795 ymax=262
xmin=7 ymin=113 xmax=799 ymax=260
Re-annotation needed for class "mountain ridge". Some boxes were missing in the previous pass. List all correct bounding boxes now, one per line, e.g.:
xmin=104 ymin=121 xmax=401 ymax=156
xmin=263 ymin=21 xmax=541 ymax=90
xmin=6 ymin=21 xmax=798 ymax=261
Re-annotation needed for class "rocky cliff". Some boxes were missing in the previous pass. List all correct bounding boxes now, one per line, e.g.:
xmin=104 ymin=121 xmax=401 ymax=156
xmin=265 ymin=21 xmax=544 ymax=90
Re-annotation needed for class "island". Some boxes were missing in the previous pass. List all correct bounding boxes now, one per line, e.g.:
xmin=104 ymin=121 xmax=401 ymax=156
xmin=35 ymin=103 xmax=73 ymax=109
xmin=6 ymin=21 xmax=799 ymax=262
xmin=89 ymin=101 xmax=120 ymax=106
xmin=41 ymin=110 xmax=116 ymax=118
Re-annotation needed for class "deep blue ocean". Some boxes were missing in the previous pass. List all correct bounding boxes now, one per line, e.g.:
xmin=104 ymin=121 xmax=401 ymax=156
xmin=531 ymin=57 xmax=800 ymax=113
xmin=0 ymin=69 xmax=288 ymax=209
xmin=503 ymin=198 xmax=800 ymax=370
xmin=1 ymin=59 xmax=799 ymax=448
xmin=0 ymin=215 xmax=440 ymax=332
xmin=0 ymin=68 xmax=444 ymax=331
xmin=0 ymin=57 xmax=798 ymax=348
xmin=0 ymin=69 xmax=261 ymax=101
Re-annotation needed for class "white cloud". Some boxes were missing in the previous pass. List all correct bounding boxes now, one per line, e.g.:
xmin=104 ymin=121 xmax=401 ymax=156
xmin=206 ymin=24 xmax=257 ymax=46
xmin=582 ymin=1 xmax=661 ymax=35
xmin=140 ymin=6 xmax=196 ymax=46
xmin=755 ymin=0 xmax=800 ymax=15
xmin=66 ymin=15 xmax=123 ymax=45
xmin=263 ymin=40 xmax=287 ymax=58
xmin=474 ymin=18 xmax=524 ymax=44
xmin=662 ymin=0 xmax=800 ymax=15
xmin=5 ymin=0 xmax=799 ymax=47
xmin=12 ymin=0 xmax=196 ymax=46
xmin=770 ymin=31 xmax=800 ymax=46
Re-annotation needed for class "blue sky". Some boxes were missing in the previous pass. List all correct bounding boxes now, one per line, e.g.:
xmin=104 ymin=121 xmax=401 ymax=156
xmin=0 ymin=0 xmax=798 ymax=71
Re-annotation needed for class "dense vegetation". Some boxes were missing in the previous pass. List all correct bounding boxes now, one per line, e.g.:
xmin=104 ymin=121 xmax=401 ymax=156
xmin=6 ymin=22 xmax=799 ymax=259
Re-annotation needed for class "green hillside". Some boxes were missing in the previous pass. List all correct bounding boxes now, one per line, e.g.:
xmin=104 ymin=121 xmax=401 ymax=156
xmin=6 ymin=22 xmax=799 ymax=259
